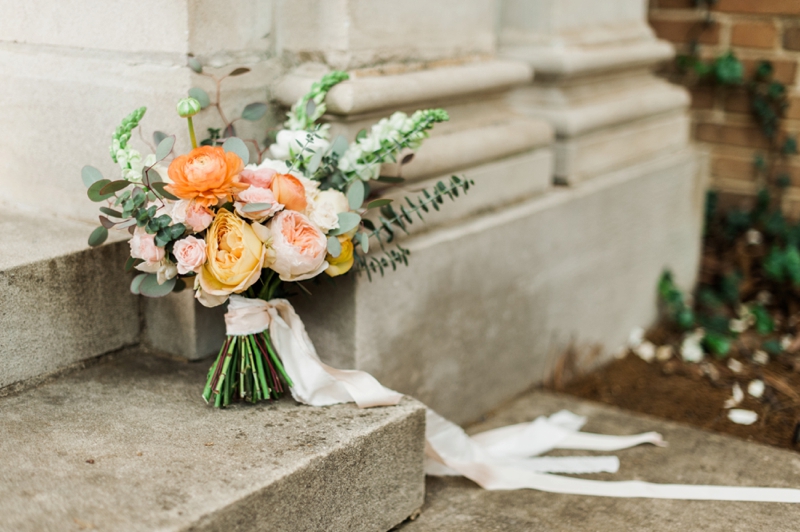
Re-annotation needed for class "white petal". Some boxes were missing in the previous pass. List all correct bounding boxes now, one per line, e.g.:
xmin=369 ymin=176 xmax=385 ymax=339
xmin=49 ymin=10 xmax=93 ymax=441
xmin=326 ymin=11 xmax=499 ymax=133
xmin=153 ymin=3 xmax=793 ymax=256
xmin=747 ymin=379 xmax=765 ymax=399
xmin=728 ymin=409 xmax=758 ymax=425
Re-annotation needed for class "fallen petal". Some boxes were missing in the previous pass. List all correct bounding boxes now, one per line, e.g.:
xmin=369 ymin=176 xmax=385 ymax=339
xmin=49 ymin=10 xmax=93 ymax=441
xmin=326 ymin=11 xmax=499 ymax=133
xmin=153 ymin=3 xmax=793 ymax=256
xmin=727 ymin=358 xmax=743 ymax=373
xmin=728 ymin=409 xmax=758 ymax=425
xmin=635 ymin=341 xmax=656 ymax=363
xmin=724 ymin=383 xmax=744 ymax=409
xmin=748 ymin=379 xmax=765 ymax=399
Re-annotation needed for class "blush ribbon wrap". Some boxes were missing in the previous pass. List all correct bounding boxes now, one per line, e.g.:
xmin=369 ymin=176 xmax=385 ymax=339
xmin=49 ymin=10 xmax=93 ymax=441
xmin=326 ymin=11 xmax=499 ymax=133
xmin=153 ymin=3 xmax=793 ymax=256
xmin=224 ymin=295 xmax=800 ymax=503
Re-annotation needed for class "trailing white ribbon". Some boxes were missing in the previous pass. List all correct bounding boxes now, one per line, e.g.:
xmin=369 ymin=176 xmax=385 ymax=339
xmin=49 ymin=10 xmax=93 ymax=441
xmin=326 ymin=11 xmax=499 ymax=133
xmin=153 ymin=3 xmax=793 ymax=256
xmin=224 ymin=296 xmax=800 ymax=503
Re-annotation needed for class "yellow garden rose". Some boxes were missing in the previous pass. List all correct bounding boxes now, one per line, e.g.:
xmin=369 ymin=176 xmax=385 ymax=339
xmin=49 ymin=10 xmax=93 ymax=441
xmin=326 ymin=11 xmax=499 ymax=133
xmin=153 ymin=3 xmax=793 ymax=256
xmin=325 ymin=235 xmax=355 ymax=277
xmin=196 ymin=209 xmax=271 ymax=307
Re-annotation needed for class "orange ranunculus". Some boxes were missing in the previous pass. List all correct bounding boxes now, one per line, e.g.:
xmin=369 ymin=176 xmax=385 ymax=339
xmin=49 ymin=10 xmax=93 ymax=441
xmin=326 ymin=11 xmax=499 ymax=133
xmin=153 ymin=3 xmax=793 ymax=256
xmin=270 ymin=173 xmax=307 ymax=212
xmin=166 ymin=146 xmax=247 ymax=208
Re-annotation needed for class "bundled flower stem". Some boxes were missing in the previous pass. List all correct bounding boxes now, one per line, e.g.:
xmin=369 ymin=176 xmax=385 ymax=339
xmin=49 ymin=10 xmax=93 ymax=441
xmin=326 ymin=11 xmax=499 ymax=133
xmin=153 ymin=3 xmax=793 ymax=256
xmin=202 ymin=331 xmax=293 ymax=407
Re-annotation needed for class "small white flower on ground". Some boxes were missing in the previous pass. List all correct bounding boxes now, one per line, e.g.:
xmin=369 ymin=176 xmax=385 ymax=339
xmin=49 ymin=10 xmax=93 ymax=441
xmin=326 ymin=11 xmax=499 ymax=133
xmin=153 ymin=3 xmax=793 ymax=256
xmin=756 ymin=291 xmax=772 ymax=305
xmin=727 ymin=358 xmax=743 ymax=373
xmin=729 ymin=318 xmax=748 ymax=333
xmin=681 ymin=330 xmax=705 ymax=362
xmin=724 ymin=383 xmax=744 ymax=409
xmin=628 ymin=327 xmax=645 ymax=348
xmin=748 ymin=379 xmax=765 ymax=399
xmin=753 ymin=350 xmax=769 ymax=365
xmin=746 ymin=229 xmax=763 ymax=245
xmin=634 ymin=341 xmax=656 ymax=363
xmin=728 ymin=409 xmax=758 ymax=425
xmin=656 ymin=345 xmax=673 ymax=362
xmin=782 ymin=335 xmax=793 ymax=350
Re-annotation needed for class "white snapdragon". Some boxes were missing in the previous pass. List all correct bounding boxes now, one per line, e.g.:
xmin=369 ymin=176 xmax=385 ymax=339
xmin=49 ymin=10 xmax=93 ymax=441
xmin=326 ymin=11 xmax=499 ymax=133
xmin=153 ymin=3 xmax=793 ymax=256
xmin=269 ymin=129 xmax=330 ymax=161
xmin=116 ymin=146 xmax=156 ymax=183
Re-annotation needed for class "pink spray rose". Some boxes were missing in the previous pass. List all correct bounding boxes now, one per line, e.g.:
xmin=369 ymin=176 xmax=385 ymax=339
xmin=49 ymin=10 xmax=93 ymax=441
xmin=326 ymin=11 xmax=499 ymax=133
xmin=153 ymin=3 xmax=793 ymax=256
xmin=268 ymin=210 xmax=328 ymax=281
xmin=171 ymin=199 xmax=214 ymax=233
xmin=173 ymin=236 xmax=207 ymax=275
xmin=234 ymin=186 xmax=283 ymax=222
xmin=130 ymin=228 xmax=164 ymax=264
xmin=239 ymin=167 xmax=277 ymax=189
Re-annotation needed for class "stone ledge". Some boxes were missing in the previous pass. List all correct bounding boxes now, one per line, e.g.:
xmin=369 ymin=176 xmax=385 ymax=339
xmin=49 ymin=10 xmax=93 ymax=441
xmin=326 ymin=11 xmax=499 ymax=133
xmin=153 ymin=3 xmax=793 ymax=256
xmin=274 ymin=60 xmax=533 ymax=116
xmin=0 ymin=210 xmax=139 ymax=389
xmin=399 ymin=390 xmax=800 ymax=531
xmin=0 ymin=352 xmax=426 ymax=532
xmin=510 ymin=78 xmax=689 ymax=138
xmin=500 ymin=39 xmax=674 ymax=79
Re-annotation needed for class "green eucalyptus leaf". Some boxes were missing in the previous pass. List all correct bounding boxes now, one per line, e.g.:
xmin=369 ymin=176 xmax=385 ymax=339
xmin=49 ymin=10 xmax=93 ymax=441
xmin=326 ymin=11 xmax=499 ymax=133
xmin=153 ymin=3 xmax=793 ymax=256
xmin=366 ymin=198 xmax=392 ymax=209
xmin=347 ymin=180 xmax=365 ymax=210
xmin=327 ymin=235 xmax=342 ymax=258
xmin=358 ymin=232 xmax=369 ymax=253
xmin=376 ymin=175 xmax=405 ymax=184
xmin=241 ymin=202 xmax=272 ymax=213
xmin=222 ymin=137 xmax=250 ymax=165
xmin=124 ymin=256 xmax=143 ymax=272
xmin=99 ymin=215 xmax=116 ymax=229
xmin=355 ymin=129 xmax=368 ymax=141
xmin=88 ymin=226 xmax=108 ymax=247
xmin=81 ymin=165 xmax=104 ymax=188
xmin=187 ymin=56 xmax=203 ymax=73
xmin=305 ymin=99 xmax=317 ymax=119
xmin=87 ymin=179 xmax=114 ymax=202
xmin=155 ymin=135 xmax=175 ymax=161
xmin=143 ymin=166 xmax=162 ymax=184
xmin=151 ymin=181 xmax=180 ymax=200
xmin=99 ymin=207 xmax=123 ymax=218
xmin=168 ymin=223 xmax=186 ymax=239
xmin=99 ymin=180 xmax=131 ymax=196
xmin=130 ymin=273 xmax=147 ymax=295
xmin=307 ymin=149 xmax=323 ymax=174
xmin=241 ymin=102 xmax=268 ymax=121
xmin=188 ymin=87 xmax=210 ymax=109
xmin=139 ymin=274 xmax=177 ymax=298
xmin=329 ymin=212 xmax=361 ymax=236
xmin=330 ymin=135 xmax=348 ymax=157
xmin=153 ymin=131 xmax=169 ymax=146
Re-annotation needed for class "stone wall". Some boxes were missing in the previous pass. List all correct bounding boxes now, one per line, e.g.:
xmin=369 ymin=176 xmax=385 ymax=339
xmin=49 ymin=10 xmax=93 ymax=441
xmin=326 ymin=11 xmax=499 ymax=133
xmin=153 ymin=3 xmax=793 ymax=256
xmin=649 ymin=0 xmax=800 ymax=211
xmin=0 ymin=1 xmax=707 ymax=423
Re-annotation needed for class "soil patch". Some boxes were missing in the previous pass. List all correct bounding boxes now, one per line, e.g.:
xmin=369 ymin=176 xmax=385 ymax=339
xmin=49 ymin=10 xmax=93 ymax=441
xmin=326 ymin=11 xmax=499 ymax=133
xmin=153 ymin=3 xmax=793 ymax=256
xmin=557 ymin=352 xmax=800 ymax=451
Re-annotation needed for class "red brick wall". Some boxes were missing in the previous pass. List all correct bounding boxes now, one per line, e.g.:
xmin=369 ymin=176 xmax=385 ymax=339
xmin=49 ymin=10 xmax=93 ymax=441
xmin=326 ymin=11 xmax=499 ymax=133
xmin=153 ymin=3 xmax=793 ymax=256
xmin=649 ymin=0 xmax=800 ymax=210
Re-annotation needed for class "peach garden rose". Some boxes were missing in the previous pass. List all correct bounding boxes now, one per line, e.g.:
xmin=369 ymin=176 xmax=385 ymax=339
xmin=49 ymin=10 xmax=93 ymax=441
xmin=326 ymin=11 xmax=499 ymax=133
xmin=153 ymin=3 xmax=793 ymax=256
xmin=268 ymin=210 xmax=328 ymax=281
xmin=196 ymin=209 xmax=271 ymax=307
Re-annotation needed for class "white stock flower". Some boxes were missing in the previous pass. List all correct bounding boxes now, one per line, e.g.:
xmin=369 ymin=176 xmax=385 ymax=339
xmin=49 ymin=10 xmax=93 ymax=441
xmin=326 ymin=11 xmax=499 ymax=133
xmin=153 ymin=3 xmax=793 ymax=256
xmin=269 ymin=129 xmax=330 ymax=161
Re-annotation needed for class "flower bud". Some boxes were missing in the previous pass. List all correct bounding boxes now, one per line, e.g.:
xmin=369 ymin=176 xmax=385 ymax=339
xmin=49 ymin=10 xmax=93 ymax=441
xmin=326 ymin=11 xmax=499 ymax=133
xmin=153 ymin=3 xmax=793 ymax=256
xmin=177 ymin=97 xmax=202 ymax=118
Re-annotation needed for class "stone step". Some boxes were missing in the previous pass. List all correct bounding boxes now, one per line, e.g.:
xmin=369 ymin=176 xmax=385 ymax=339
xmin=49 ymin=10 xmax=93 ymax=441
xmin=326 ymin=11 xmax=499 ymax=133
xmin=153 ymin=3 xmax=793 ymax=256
xmin=397 ymin=390 xmax=799 ymax=531
xmin=0 ymin=351 xmax=425 ymax=532
xmin=0 ymin=210 xmax=138 ymax=391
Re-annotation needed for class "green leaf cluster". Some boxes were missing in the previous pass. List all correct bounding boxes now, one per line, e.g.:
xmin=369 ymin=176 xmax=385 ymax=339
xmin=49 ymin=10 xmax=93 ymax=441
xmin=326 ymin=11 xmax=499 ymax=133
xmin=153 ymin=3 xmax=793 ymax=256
xmin=110 ymin=107 xmax=146 ymax=162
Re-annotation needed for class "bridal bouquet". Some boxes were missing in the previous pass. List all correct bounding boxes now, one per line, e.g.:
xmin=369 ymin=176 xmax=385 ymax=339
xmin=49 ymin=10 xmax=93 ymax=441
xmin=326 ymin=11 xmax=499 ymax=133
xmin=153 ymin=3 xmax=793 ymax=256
xmin=82 ymin=69 xmax=471 ymax=407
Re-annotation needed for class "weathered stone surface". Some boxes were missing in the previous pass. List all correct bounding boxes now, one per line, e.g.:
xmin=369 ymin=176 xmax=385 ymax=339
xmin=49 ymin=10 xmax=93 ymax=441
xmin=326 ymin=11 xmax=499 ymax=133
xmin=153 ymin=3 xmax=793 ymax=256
xmin=398 ymin=390 xmax=800 ymax=531
xmin=275 ymin=0 xmax=496 ymax=70
xmin=297 ymin=148 xmax=705 ymax=425
xmin=0 ymin=352 xmax=425 ymax=532
xmin=143 ymin=291 xmax=227 ymax=361
xmin=552 ymin=111 xmax=690 ymax=183
xmin=0 ymin=211 xmax=138 ymax=389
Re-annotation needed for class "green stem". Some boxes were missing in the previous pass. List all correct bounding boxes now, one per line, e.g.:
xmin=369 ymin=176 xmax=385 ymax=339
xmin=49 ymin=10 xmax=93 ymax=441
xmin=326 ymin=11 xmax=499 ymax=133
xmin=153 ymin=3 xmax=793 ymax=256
xmin=187 ymin=116 xmax=198 ymax=149
xmin=262 ymin=331 xmax=293 ymax=387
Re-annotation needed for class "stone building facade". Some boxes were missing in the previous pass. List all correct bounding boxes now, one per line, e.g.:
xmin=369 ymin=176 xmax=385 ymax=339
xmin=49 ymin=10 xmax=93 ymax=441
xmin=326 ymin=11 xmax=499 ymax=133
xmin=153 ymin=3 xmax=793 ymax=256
xmin=1 ymin=0 xmax=705 ymax=424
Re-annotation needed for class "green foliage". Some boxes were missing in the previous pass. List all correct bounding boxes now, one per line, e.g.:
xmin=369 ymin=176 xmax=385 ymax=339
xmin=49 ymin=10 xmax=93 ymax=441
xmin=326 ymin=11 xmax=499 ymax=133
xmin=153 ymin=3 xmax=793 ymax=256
xmin=110 ymin=107 xmax=146 ymax=162
xmin=286 ymin=71 xmax=350 ymax=131
xmin=658 ymin=271 xmax=696 ymax=331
